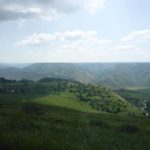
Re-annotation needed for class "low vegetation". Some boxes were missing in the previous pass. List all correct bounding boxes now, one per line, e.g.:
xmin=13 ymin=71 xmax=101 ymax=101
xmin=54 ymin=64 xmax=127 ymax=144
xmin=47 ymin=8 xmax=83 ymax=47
xmin=0 ymin=78 xmax=149 ymax=150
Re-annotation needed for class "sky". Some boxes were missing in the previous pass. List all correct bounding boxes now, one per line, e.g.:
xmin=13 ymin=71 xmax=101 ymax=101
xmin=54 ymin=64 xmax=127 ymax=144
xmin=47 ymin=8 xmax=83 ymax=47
xmin=0 ymin=0 xmax=150 ymax=62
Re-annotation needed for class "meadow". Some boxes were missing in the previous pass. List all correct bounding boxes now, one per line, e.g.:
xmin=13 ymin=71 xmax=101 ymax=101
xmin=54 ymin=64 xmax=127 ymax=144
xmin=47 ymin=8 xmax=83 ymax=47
xmin=0 ymin=79 xmax=150 ymax=150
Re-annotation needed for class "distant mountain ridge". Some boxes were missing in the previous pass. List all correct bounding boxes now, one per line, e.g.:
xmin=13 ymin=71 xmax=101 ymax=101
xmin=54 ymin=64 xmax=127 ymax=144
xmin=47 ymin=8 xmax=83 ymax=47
xmin=0 ymin=63 xmax=150 ymax=88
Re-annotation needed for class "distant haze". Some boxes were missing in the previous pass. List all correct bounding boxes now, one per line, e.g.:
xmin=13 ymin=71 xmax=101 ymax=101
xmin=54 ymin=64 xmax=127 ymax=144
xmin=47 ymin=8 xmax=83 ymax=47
xmin=0 ymin=63 xmax=150 ymax=88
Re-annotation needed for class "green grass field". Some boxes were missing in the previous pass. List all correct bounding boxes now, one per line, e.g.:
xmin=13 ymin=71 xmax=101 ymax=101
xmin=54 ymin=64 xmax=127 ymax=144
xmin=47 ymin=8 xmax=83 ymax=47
xmin=0 ymin=80 xmax=150 ymax=150
xmin=0 ymin=102 xmax=150 ymax=150
xmin=33 ymin=92 xmax=97 ymax=113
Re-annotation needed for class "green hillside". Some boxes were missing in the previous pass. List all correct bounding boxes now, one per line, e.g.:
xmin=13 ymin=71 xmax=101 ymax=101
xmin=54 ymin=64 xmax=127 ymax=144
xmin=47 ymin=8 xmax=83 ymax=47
xmin=0 ymin=103 xmax=150 ymax=150
xmin=0 ymin=79 xmax=150 ymax=150
xmin=0 ymin=78 xmax=141 ymax=115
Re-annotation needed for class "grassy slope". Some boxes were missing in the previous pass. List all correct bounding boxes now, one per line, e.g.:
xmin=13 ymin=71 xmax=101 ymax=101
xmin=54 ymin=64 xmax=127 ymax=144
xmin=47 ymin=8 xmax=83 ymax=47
xmin=33 ymin=91 xmax=141 ymax=115
xmin=0 ymin=81 xmax=148 ymax=149
xmin=0 ymin=103 xmax=150 ymax=150
xmin=33 ymin=92 xmax=97 ymax=113
xmin=0 ymin=79 xmax=142 ymax=115
xmin=0 ymin=91 xmax=140 ymax=115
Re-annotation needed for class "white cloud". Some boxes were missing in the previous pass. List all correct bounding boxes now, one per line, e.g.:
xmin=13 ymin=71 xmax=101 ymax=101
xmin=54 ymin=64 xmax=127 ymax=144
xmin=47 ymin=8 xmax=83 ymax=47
xmin=16 ymin=29 xmax=150 ymax=63
xmin=83 ymin=0 xmax=106 ymax=14
xmin=0 ymin=0 xmax=106 ymax=22
xmin=63 ymin=30 xmax=97 ymax=41
xmin=17 ymin=29 xmax=150 ymax=54
xmin=119 ymin=29 xmax=150 ymax=52
xmin=16 ymin=30 xmax=111 ymax=48
xmin=113 ymin=45 xmax=139 ymax=51
xmin=16 ymin=33 xmax=56 ymax=46
xmin=5 ymin=28 xmax=150 ymax=63
xmin=122 ymin=29 xmax=150 ymax=43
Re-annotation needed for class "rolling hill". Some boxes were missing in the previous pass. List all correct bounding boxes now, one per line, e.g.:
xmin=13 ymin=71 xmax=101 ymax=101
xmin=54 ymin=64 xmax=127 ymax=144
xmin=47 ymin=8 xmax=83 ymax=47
xmin=0 ymin=63 xmax=150 ymax=88
xmin=0 ymin=78 xmax=149 ymax=150
xmin=0 ymin=78 xmax=140 ymax=114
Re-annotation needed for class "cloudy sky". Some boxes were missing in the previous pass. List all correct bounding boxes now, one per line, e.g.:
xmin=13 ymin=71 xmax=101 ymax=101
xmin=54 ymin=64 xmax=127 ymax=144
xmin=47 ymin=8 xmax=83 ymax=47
xmin=0 ymin=0 xmax=150 ymax=62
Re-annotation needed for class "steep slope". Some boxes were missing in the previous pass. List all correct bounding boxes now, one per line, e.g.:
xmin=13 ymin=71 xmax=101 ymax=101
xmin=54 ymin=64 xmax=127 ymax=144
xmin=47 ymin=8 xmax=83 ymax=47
xmin=0 ymin=63 xmax=94 ymax=82
xmin=22 ymin=63 xmax=94 ymax=82
xmin=96 ymin=63 xmax=150 ymax=88
xmin=0 ymin=63 xmax=150 ymax=88
xmin=97 ymin=65 xmax=139 ymax=88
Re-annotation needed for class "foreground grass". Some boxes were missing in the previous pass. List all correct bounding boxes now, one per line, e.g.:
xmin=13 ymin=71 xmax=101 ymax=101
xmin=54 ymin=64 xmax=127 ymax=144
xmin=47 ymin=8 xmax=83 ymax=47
xmin=0 ymin=102 xmax=150 ymax=150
